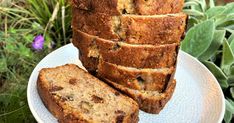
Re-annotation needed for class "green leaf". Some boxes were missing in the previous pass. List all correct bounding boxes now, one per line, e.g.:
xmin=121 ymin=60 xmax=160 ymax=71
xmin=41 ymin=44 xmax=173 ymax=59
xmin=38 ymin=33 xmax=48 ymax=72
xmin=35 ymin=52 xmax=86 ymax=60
xmin=219 ymin=80 xmax=229 ymax=89
xmin=221 ymin=39 xmax=234 ymax=75
xmin=224 ymin=109 xmax=232 ymax=123
xmin=0 ymin=93 xmax=32 ymax=123
xmin=18 ymin=44 xmax=32 ymax=58
xmin=187 ymin=0 xmax=203 ymax=12
xmin=183 ymin=9 xmax=205 ymax=16
xmin=228 ymin=64 xmax=234 ymax=86
xmin=203 ymin=61 xmax=228 ymax=80
xmin=209 ymin=0 xmax=215 ymax=8
xmin=199 ymin=30 xmax=225 ymax=60
xmin=203 ymin=61 xmax=229 ymax=89
xmin=184 ymin=1 xmax=200 ymax=8
xmin=187 ymin=16 xmax=200 ymax=29
xmin=215 ymin=15 xmax=229 ymax=26
xmin=23 ymin=34 xmax=34 ymax=44
xmin=181 ymin=20 xmax=215 ymax=57
xmin=9 ymin=28 xmax=17 ymax=34
xmin=217 ymin=14 xmax=234 ymax=28
xmin=225 ymin=26 xmax=234 ymax=32
xmin=0 ymin=58 xmax=7 ymax=73
xmin=228 ymin=33 xmax=234 ymax=44
xmin=226 ymin=99 xmax=234 ymax=113
xmin=205 ymin=6 xmax=225 ymax=18
xmin=228 ymin=98 xmax=234 ymax=109
xmin=31 ymin=22 xmax=43 ymax=33
xmin=200 ymin=0 xmax=207 ymax=12
xmin=223 ymin=3 xmax=234 ymax=15
xmin=230 ymin=37 xmax=234 ymax=54
xmin=230 ymin=64 xmax=234 ymax=75
xmin=5 ymin=43 xmax=17 ymax=53
xmin=230 ymin=87 xmax=234 ymax=99
xmin=224 ymin=98 xmax=234 ymax=123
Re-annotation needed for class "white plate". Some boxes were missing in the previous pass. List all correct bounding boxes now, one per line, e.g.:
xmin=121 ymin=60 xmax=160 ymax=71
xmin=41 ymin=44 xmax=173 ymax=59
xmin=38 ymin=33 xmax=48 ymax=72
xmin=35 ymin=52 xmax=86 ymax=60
xmin=27 ymin=43 xmax=225 ymax=123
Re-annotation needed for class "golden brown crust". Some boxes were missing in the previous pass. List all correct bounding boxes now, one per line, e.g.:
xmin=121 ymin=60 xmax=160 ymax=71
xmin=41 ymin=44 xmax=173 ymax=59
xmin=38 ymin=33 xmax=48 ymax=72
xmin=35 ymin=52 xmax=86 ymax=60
xmin=37 ymin=64 xmax=139 ymax=123
xmin=78 ymin=53 xmax=99 ymax=74
xmin=37 ymin=76 xmax=64 ymax=121
xmin=37 ymin=66 xmax=90 ymax=123
xmin=104 ymin=79 xmax=176 ymax=114
xmin=97 ymin=60 xmax=175 ymax=91
xmin=72 ymin=29 xmax=179 ymax=69
xmin=72 ymin=8 xmax=187 ymax=45
xmin=74 ymin=36 xmax=176 ymax=91
xmin=71 ymin=0 xmax=184 ymax=15
xmin=75 ymin=54 xmax=176 ymax=114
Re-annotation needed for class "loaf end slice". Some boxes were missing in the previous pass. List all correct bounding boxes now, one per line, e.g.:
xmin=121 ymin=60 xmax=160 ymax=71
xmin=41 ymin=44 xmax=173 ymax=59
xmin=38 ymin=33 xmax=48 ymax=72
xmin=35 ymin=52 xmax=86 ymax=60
xmin=37 ymin=64 xmax=139 ymax=123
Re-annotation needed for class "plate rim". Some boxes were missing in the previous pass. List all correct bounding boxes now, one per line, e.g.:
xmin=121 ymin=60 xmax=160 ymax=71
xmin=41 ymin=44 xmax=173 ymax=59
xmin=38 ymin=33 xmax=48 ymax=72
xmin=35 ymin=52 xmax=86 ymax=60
xmin=27 ymin=43 xmax=225 ymax=123
xmin=179 ymin=49 xmax=225 ymax=123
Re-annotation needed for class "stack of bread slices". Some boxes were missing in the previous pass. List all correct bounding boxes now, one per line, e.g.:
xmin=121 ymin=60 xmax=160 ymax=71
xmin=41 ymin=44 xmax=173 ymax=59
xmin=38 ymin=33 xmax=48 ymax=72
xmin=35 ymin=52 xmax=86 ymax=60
xmin=72 ymin=0 xmax=187 ymax=114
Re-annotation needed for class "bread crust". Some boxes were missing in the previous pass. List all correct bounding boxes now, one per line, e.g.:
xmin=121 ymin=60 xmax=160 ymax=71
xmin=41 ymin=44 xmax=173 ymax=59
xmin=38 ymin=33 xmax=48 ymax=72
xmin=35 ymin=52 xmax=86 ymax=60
xmin=71 ymin=0 xmax=184 ymax=15
xmin=37 ymin=64 xmax=139 ymax=123
xmin=72 ymin=8 xmax=187 ymax=45
xmin=97 ymin=60 xmax=175 ymax=91
xmin=74 ymin=36 xmax=176 ymax=91
xmin=73 ymin=29 xmax=179 ymax=69
xmin=75 ymin=54 xmax=176 ymax=113
xmin=37 ymin=68 xmax=89 ymax=123
xmin=73 ymin=54 xmax=176 ymax=113
xmin=103 ymin=79 xmax=176 ymax=114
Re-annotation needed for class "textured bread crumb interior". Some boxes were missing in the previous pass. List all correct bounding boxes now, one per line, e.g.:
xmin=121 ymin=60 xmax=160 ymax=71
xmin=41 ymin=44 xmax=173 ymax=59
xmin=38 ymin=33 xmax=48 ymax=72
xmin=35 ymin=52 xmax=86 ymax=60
xmin=111 ymin=16 xmax=126 ymax=40
xmin=117 ymin=0 xmax=136 ymax=14
xmin=88 ymin=45 xmax=99 ymax=58
xmin=111 ymin=13 xmax=186 ymax=40
xmin=105 ymin=62 xmax=173 ymax=74
xmin=43 ymin=65 xmax=136 ymax=122
xmin=122 ymin=13 xmax=186 ymax=18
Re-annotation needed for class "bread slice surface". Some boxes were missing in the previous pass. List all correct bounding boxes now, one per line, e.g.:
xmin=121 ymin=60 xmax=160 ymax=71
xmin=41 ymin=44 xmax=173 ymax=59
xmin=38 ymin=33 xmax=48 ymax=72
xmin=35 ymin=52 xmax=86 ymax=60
xmin=77 ymin=52 xmax=175 ymax=91
xmin=37 ymin=64 xmax=139 ymax=123
xmin=72 ymin=8 xmax=187 ymax=45
xmin=103 ymin=79 xmax=176 ymax=114
xmin=72 ymin=29 xmax=179 ymax=69
xmin=71 ymin=0 xmax=184 ymax=15
xmin=97 ymin=60 xmax=175 ymax=91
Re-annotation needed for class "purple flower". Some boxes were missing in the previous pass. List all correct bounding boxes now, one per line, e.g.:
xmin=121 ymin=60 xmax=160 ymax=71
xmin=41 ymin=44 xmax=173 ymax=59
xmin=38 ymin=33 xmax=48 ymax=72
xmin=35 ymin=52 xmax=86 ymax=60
xmin=32 ymin=35 xmax=44 ymax=51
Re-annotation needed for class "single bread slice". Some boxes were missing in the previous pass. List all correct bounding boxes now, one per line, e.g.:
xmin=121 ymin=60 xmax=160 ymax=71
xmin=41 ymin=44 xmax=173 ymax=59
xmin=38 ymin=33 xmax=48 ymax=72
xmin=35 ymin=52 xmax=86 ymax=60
xmin=72 ymin=8 xmax=187 ymax=45
xmin=73 ymin=29 xmax=179 ymax=69
xmin=37 ymin=64 xmax=139 ymax=123
xmin=77 ymin=51 xmax=175 ymax=92
xmin=103 ymin=79 xmax=176 ymax=114
xmin=71 ymin=0 xmax=184 ymax=15
xmin=97 ymin=60 xmax=175 ymax=92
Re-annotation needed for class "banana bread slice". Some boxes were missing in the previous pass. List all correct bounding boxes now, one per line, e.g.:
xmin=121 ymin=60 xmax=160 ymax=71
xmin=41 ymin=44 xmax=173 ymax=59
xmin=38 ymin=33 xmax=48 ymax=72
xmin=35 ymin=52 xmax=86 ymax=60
xmin=72 ymin=29 xmax=179 ymax=69
xmin=72 ymin=8 xmax=187 ymax=45
xmin=97 ymin=60 xmax=175 ymax=92
xmin=71 ymin=0 xmax=184 ymax=15
xmin=103 ymin=79 xmax=176 ymax=114
xmin=76 ymin=50 xmax=175 ymax=92
xmin=37 ymin=64 xmax=139 ymax=123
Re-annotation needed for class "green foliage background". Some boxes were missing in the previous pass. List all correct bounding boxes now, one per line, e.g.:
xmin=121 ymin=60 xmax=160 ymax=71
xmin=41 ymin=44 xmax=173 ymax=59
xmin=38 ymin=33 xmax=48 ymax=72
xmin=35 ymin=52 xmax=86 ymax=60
xmin=0 ymin=0 xmax=71 ymax=122
xmin=0 ymin=0 xmax=234 ymax=123
xmin=183 ymin=0 xmax=234 ymax=122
